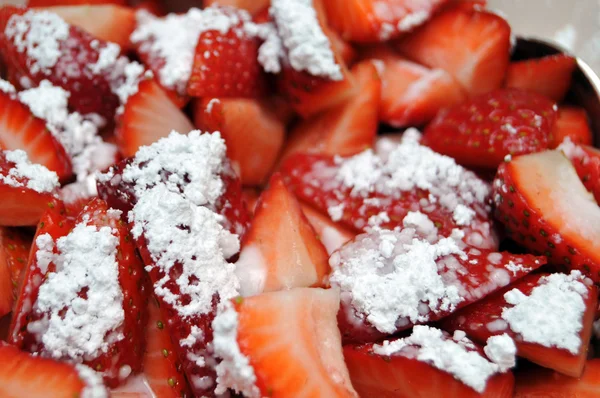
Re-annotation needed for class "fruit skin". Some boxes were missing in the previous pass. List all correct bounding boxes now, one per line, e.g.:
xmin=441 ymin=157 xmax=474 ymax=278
xmin=396 ymin=7 xmax=511 ymax=96
xmin=561 ymin=143 xmax=600 ymax=203
xmin=505 ymin=54 xmax=576 ymax=102
xmin=343 ymin=338 xmax=515 ymax=398
xmin=203 ymin=0 xmax=270 ymax=16
xmin=0 ymin=343 xmax=92 ymax=398
xmin=515 ymin=359 xmax=600 ymax=397
xmin=442 ymin=273 xmax=598 ymax=378
xmin=0 ymin=228 xmax=31 ymax=305
xmin=551 ymin=106 xmax=593 ymax=147
xmin=300 ymin=203 xmax=355 ymax=255
xmin=423 ymin=89 xmax=557 ymax=169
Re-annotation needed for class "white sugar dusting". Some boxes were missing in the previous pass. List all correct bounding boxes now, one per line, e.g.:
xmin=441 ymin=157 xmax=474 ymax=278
xmin=1 ymin=149 xmax=59 ymax=194
xmin=76 ymin=364 xmax=109 ymax=398
xmin=483 ymin=334 xmax=516 ymax=372
xmin=0 ymin=78 xmax=16 ymax=94
xmin=245 ymin=22 xmax=285 ymax=74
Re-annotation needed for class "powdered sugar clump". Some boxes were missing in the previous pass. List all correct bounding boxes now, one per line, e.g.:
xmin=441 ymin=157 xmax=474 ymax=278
xmin=1 ymin=149 xmax=59 ymax=194
xmin=89 ymin=42 xmax=121 ymax=75
xmin=5 ymin=10 xmax=69 ymax=74
xmin=373 ymin=326 xmax=503 ymax=393
xmin=76 ymin=364 xmax=109 ymax=398
xmin=558 ymin=137 xmax=587 ymax=159
xmin=483 ymin=334 xmax=516 ymax=372
xmin=269 ymin=0 xmax=342 ymax=80
xmin=502 ymin=271 xmax=590 ymax=354
xmin=245 ymin=22 xmax=285 ymax=74
xmin=0 ymin=78 xmax=16 ymax=94
xmin=212 ymin=301 xmax=260 ymax=398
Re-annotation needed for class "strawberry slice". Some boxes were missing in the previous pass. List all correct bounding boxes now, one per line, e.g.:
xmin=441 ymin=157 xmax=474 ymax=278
xmin=0 ymin=228 xmax=31 ymax=304
xmin=493 ymin=150 xmax=600 ymax=282
xmin=212 ymin=288 xmax=358 ymax=397
xmin=444 ymin=0 xmax=488 ymax=10
xmin=203 ymin=0 xmax=269 ymax=16
xmin=0 ymin=242 xmax=12 ymax=318
xmin=242 ymin=188 xmax=260 ymax=216
xmin=559 ymin=140 xmax=600 ymax=203
xmin=344 ymin=326 xmax=515 ymax=397
xmin=441 ymin=272 xmax=598 ymax=377
xmin=280 ymin=131 xmax=500 ymax=250
xmin=300 ymin=203 xmax=355 ymax=255
xmin=10 ymin=198 xmax=149 ymax=387
xmin=129 ymin=0 xmax=165 ymax=16
xmin=116 ymin=77 xmax=195 ymax=158
xmin=235 ymin=174 xmax=330 ymax=297
xmin=323 ymin=0 xmax=448 ymax=42
xmin=505 ymin=54 xmax=576 ymax=102
xmin=552 ymin=106 xmax=593 ymax=147
xmin=37 ymin=5 xmax=136 ymax=49
xmin=396 ymin=7 xmax=511 ymax=96
xmin=515 ymin=359 xmax=600 ymax=397
xmin=29 ymin=0 xmax=125 ymax=5
xmin=0 ymin=343 xmax=107 ymax=398
xmin=362 ymin=45 xmax=466 ymax=128
xmin=0 ymin=91 xmax=72 ymax=180
xmin=0 ymin=7 xmax=121 ymax=121
xmin=330 ymin=226 xmax=546 ymax=343
xmin=193 ymin=97 xmax=286 ymax=186
xmin=279 ymin=60 xmax=380 ymax=164
xmin=423 ymin=89 xmax=557 ymax=169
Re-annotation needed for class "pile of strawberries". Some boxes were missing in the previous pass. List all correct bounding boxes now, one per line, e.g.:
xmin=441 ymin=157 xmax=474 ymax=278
xmin=0 ymin=0 xmax=599 ymax=397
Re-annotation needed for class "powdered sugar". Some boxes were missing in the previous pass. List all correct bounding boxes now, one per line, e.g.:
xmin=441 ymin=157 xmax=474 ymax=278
xmin=504 ymin=261 xmax=532 ymax=276
xmin=89 ymin=42 xmax=121 ymax=75
xmin=5 ymin=10 xmax=69 ymax=74
xmin=212 ymin=302 xmax=260 ymax=398
xmin=558 ymin=136 xmax=587 ymax=159
xmin=502 ymin=271 xmax=590 ymax=354
xmin=453 ymin=204 xmax=476 ymax=226
xmin=270 ymin=0 xmax=342 ymax=80
xmin=483 ymin=334 xmax=516 ymax=372
xmin=111 ymin=61 xmax=148 ymax=110
xmin=1 ymin=149 xmax=59 ymax=194
xmin=373 ymin=326 xmax=503 ymax=393
xmin=246 ymin=22 xmax=285 ymax=74
xmin=0 ymin=78 xmax=16 ymax=94
xmin=76 ymin=364 xmax=109 ymax=398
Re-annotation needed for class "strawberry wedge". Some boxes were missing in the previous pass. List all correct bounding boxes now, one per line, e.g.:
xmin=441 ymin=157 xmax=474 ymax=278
xmin=558 ymin=139 xmax=600 ymax=203
xmin=442 ymin=272 xmax=598 ymax=377
xmin=515 ymin=359 xmax=600 ymax=397
xmin=493 ymin=150 xmax=600 ymax=282
xmin=0 ymin=227 xmax=32 ymax=317
xmin=552 ymin=106 xmax=593 ymax=147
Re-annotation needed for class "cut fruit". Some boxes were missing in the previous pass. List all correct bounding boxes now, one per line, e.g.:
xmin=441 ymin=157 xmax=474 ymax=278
xmin=559 ymin=140 xmax=600 ymax=204
xmin=0 ymin=228 xmax=31 ymax=312
xmin=515 ymin=359 xmax=600 ymax=397
xmin=552 ymin=106 xmax=593 ymax=147
xmin=493 ymin=150 xmax=600 ymax=282
xmin=300 ymin=204 xmax=355 ymax=255
xmin=203 ymin=0 xmax=269 ymax=17
xmin=235 ymin=174 xmax=330 ymax=297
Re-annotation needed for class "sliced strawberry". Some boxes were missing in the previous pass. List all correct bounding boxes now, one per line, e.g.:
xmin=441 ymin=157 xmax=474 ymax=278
xmin=193 ymin=97 xmax=285 ymax=186
xmin=203 ymin=0 xmax=269 ymax=16
xmin=444 ymin=0 xmax=488 ymax=10
xmin=0 ymin=228 xmax=31 ymax=303
xmin=116 ymin=77 xmax=195 ymax=158
xmin=219 ymin=288 xmax=358 ymax=397
xmin=29 ymin=0 xmax=126 ymax=5
xmin=344 ymin=327 xmax=515 ymax=397
xmin=559 ymin=140 xmax=600 ymax=203
xmin=423 ymin=89 xmax=557 ymax=169
xmin=128 ymin=0 xmax=165 ymax=16
xmin=0 ymin=344 xmax=101 ymax=398
xmin=493 ymin=150 xmax=600 ymax=281
xmin=330 ymin=227 xmax=545 ymax=343
xmin=505 ymin=54 xmax=576 ymax=102
xmin=551 ymin=106 xmax=593 ymax=147
xmin=0 ymin=314 xmax=9 ymax=341
xmin=10 ymin=198 xmax=149 ymax=387
xmin=362 ymin=45 xmax=466 ymax=127
xmin=187 ymin=10 xmax=265 ymax=98
xmin=279 ymin=60 xmax=380 ymax=165
xmin=37 ymin=5 xmax=136 ymax=49
xmin=300 ymin=204 xmax=355 ymax=255
xmin=242 ymin=188 xmax=260 ymax=216
xmin=396 ymin=7 xmax=511 ymax=96
xmin=0 ymin=7 xmax=121 ymax=121
xmin=515 ymin=359 xmax=600 ymax=397
xmin=236 ymin=174 xmax=330 ymax=297
xmin=442 ymin=272 xmax=597 ymax=377
xmin=0 ymin=92 xmax=71 ymax=180
xmin=0 ymin=240 xmax=12 ymax=318
xmin=327 ymin=26 xmax=358 ymax=66
xmin=323 ymin=0 xmax=448 ymax=42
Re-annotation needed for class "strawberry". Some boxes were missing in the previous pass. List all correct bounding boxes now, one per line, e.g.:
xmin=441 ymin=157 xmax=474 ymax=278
xmin=505 ymin=54 xmax=576 ymax=102
xmin=242 ymin=188 xmax=260 ymax=216
xmin=444 ymin=0 xmax=488 ymax=10
xmin=396 ymin=7 xmax=511 ymax=96
xmin=116 ymin=77 xmax=195 ymax=158
xmin=10 ymin=198 xmax=149 ymax=387
xmin=37 ymin=5 xmax=136 ymax=49
xmin=559 ymin=141 xmax=600 ymax=204
xmin=0 ymin=343 xmax=104 ymax=398
xmin=552 ymin=106 xmax=593 ymax=147
xmin=128 ymin=0 xmax=165 ymax=16
xmin=330 ymin=227 xmax=546 ymax=343
xmin=203 ymin=0 xmax=270 ymax=16
xmin=493 ymin=150 xmax=600 ymax=282
xmin=0 ymin=91 xmax=72 ymax=180
xmin=279 ymin=60 xmax=380 ymax=164
xmin=423 ymin=89 xmax=557 ymax=169
xmin=300 ymin=203 xmax=355 ymax=255
xmin=187 ymin=9 xmax=265 ymax=98
xmin=323 ymin=0 xmax=448 ymax=43
xmin=327 ymin=27 xmax=358 ymax=66
xmin=193 ymin=97 xmax=286 ymax=186
xmin=236 ymin=174 xmax=330 ymax=297
xmin=0 ymin=315 xmax=9 ymax=341
xmin=343 ymin=327 xmax=515 ymax=397
xmin=0 ymin=228 xmax=32 ymax=303
xmin=361 ymin=45 xmax=466 ymax=128
xmin=515 ymin=359 xmax=600 ymax=397
xmin=0 ymin=244 xmax=12 ymax=318
xmin=441 ymin=272 xmax=598 ymax=377
xmin=29 ymin=0 xmax=126 ymax=5
xmin=0 ymin=7 xmax=121 ymax=121
xmin=218 ymin=288 xmax=358 ymax=397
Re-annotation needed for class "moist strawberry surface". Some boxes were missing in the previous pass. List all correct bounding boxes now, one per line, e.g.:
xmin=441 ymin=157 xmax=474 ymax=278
xmin=0 ymin=1 xmax=598 ymax=397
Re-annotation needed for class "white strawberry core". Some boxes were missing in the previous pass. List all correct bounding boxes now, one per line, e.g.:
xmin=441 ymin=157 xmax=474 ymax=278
xmin=1 ymin=149 xmax=59 ymax=194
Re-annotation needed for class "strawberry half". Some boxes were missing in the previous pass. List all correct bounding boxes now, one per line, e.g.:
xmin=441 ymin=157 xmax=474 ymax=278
xmin=442 ymin=272 xmax=598 ymax=377
xmin=559 ymin=140 xmax=600 ymax=203
xmin=552 ymin=106 xmax=593 ymax=147
xmin=10 ymin=198 xmax=149 ymax=387
xmin=235 ymin=174 xmax=330 ymax=297
xmin=505 ymin=54 xmax=576 ymax=102
xmin=0 ymin=227 xmax=31 ymax=305
xmin=396 ymin=6 xmax=511 ymax=96
xmin=344 ymin=326 xmax=515 ymax=397
xmin=423 ymin=89 xmax=557 ymax=169
xmin=493 ymin=150 xmax=600 ymax=282
xmin=213 ymin=288 xmax=358 ymax=397
xmin=515 ymin=359 xmax=600 ymax=397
